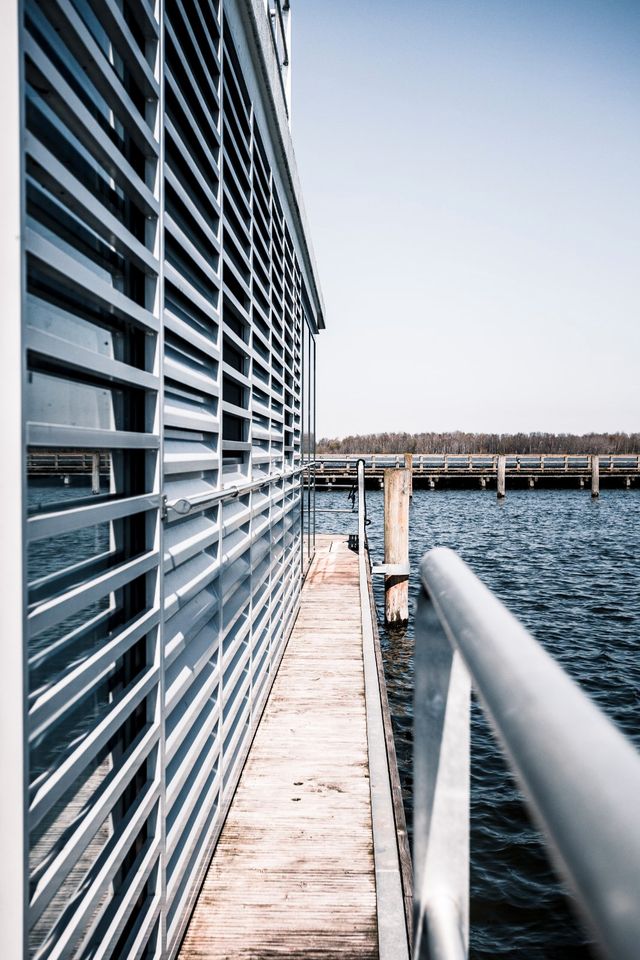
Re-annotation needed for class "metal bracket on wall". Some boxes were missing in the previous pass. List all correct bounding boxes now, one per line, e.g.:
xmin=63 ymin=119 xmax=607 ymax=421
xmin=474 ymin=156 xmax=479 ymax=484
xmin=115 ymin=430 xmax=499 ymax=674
xmin=371 ymin=563 xmax=410 ymax=576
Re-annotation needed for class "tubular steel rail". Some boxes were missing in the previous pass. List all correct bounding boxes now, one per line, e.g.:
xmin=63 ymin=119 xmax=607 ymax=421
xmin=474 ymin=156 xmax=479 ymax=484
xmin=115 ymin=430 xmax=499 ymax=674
xmin=413 ymin=547 xmax=640 ymax=960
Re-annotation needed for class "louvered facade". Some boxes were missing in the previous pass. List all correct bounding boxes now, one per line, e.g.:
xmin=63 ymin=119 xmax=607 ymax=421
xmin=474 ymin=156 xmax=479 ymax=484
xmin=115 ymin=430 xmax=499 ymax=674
xmin=2 ymin=0 xmax=324 ymax=956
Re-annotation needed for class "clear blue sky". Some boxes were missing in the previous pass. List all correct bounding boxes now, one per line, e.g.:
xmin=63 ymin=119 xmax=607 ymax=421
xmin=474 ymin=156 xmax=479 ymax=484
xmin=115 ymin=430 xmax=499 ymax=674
xmin=292 ymin=0 xmax=640 ymax=439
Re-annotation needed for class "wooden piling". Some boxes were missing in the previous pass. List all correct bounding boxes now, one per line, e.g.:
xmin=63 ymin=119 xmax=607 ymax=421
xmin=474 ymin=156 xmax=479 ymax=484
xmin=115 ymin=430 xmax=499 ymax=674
xmin=497 ymin=455 xmax=506 ymax=499
xmin=384 ymin=468 xmax=410 ymax=626
xmin=404 ymin=453 xmax=413 ymax=499
xmin=591 ymin=455 xmax=600 ymax=498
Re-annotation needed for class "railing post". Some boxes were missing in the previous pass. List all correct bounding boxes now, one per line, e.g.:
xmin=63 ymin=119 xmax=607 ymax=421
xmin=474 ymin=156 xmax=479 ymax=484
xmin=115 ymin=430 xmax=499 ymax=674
xmin=413 ymin=588 xmax=470 ymax=960
xmin=384 ymin=468 xmax=410 ymax=625
xmin=591 ymin=455 xmax=600 ymax=498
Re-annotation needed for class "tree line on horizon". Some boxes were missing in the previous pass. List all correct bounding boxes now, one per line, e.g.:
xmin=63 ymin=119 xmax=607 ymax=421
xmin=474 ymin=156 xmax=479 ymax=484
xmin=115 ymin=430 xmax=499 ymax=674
xmin=317 ymin=431 xmax=640 ymax=455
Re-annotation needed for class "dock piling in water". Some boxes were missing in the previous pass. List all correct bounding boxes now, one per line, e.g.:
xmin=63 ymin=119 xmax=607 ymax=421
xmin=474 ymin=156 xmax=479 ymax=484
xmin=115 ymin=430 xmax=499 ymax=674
xmin=592 ymin=455 xmax=600 ymax=498
xmin=384 ymin=468 xmax=411 ymax=625
xmin=497 ymin=455 xmax=506 ymax=499
xmin=404 ymin=453 xmax=413 ymax=499
xmin=91 ymin=452 xmax=100 ymax=494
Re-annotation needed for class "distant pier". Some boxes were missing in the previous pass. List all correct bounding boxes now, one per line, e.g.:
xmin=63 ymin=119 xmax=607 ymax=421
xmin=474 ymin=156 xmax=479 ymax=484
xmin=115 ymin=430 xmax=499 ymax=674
xmin=314 ymin=453 xmax=640 ymax=491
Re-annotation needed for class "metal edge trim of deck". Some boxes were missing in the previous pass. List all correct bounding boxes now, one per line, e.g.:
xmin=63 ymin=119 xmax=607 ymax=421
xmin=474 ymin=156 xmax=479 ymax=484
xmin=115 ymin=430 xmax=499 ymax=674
xmin=359 ymin=541 xmax=411 ymax=960
xmin=366 ymin=563 xmax=414 ymax=939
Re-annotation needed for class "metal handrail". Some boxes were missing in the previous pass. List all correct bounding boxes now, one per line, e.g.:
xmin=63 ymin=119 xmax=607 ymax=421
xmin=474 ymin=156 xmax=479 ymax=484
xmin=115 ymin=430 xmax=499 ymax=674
xmin=164 ymin=461 xmax=318 ymax=516
xmin=414 ymin=546 xmax=640 ymax=960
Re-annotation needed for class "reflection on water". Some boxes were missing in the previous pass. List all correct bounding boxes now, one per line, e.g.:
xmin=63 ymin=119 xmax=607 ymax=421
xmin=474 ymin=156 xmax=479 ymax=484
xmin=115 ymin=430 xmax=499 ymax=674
xmin=317 ymin=487 xmax=640 ymax=960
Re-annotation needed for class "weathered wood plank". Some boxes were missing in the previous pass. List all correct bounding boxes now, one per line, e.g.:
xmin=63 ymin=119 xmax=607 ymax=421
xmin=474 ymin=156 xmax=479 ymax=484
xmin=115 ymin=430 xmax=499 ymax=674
xmin=178 ymin=536 xmax=378 ymax=959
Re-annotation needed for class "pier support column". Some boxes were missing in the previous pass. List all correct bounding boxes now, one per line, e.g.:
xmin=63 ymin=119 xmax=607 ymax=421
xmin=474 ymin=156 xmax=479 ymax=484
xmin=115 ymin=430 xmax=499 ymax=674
xmin=404 ymin=453 xmax=413 ymax=500
xmin=591 ymin=456 xmax=600 ymax=498
xmin=384 ymin=468 xmax=410 ymax=626
xmin=91 ymin=452 xmax=101 ymax=494
xmin=497 ymin=455 xmax=506 ymax=499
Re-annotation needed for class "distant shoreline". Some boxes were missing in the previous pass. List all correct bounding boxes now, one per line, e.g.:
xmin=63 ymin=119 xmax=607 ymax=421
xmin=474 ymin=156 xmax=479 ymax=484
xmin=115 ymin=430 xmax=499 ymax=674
xmin=317 ymin=432 xmax=640 ymax=455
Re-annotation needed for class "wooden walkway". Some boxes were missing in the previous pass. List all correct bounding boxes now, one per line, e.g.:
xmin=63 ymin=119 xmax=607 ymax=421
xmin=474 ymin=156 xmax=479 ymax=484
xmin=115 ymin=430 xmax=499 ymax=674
xmin=178 ymin=535 xmax=380 ymax=959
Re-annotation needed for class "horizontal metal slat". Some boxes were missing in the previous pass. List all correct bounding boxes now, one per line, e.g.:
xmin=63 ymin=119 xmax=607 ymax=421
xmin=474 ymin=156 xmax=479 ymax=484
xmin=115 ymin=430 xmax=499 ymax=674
xmin=28 ymin=550 xmax=159 ymax=638
xmin=165 ymin=117 xmax=220 ymax=217
xmin=29 ymin=607 xmax=160 ymax=741
xmin=165 ymin=343 xmax=219 ymax=393
xmin=25 ymin=228 xmax=159 ymax=334
xmin=170 ymin=0 xmax=220 ymax=109
xmin=27 ymin=494 xmax=160 ymax=543
xmin=27 ymin=421 xmax=160 ymax=450
xmin=166 ymin=62 xmax=220 ymax=167
xmin=88 ymin=840 xmax=160 ymax=960
xmin=40 ymin=0 xmax=159 ymax=158
xmin=164 ymin=586 xmax=219 ymax=671
xmin=87 ymin=0 xmax=159 ymax=99
xmin=165 ymin=780 xmax=221 ymax=948
xmin=29 ymin=722 xmax=159 ymax=925
xmin=27 ymin=326 xmax=159 ymax=392
xmin=165 ymin=748 xmax=220 ymax=863
xmin=43 ymin=783 xmax=161 ymax=960
xmin=164 ymin=400 xmax=219 ymax=434
xmin=24 ymin=34 xmax=158 ymax=217
xmin=163 ymin=304 xmax=220 ymax=360
xmin=25 ymin=134 xmax=159 ymax=276
xmin=163 ymin=444 xmax=219 ymax=476
xmin=165 ymin=212 xmax=220 ymax=287
xmin=166 ymin=702 xmax=220 ymax=813
xmin=29 ymin=665 xmax=159 ymax=830
xmin=164 ymin=260 xmax=219 ymax=325
xmin=166 ymin=683 xmax=220 ymax=789
xmin=165 ymin=165 xmax=220 ymax=248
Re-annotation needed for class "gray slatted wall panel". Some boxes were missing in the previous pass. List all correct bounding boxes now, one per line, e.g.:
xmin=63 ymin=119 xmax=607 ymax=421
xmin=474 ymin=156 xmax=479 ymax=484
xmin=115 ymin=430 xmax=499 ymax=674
xmin=22 ymin=1 xmax=315 ymax=957
xmin=23 ymin=0 xmax=164 ymax=955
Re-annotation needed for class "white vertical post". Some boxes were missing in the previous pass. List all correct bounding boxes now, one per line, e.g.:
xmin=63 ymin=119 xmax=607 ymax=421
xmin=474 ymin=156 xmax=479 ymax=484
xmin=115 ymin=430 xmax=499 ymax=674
xmin=0 ymin=3 xmax=25 ymax=955
xmin=591 ymin=455 xmax=600 ymax=498
xmin=91 ymin=451 xmax=101 ymax=494
xmin=384 ymin=468 xmax=410 ymax=625
xmin=497 ymin=455 xmax=506 ymax=499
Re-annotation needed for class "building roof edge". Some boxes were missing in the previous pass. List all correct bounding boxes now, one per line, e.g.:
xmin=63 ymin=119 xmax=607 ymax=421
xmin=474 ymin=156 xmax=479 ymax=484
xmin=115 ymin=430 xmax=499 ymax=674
xmin=236 ymin=0 xmax=326 ymax=331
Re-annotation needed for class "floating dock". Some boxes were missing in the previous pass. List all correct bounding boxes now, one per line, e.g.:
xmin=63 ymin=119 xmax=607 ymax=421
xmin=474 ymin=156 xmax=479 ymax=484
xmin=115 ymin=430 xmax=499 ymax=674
xmin=178 ymin=534 xmax=411 ymax=959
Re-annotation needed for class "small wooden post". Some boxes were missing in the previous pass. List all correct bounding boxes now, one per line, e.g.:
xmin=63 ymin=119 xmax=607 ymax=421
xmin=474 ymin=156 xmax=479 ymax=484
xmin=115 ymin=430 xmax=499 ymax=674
xmin=384 ymin=468 xmax=410 ymax=626
xmin=497 ymin=455 xmax=506 ymax=499
xmin=591 ymin=455 xmax=600 ymax=498
xmin=91 ymin=452 xmax=101 ymax=494
xmin=404 ymin=453 xmax=413 ymax=500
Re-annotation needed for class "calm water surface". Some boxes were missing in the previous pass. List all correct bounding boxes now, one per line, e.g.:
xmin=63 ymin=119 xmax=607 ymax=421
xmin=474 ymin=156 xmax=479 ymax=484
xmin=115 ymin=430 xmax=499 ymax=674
xmin=317 ymin=487 xmax=640 ymax=960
